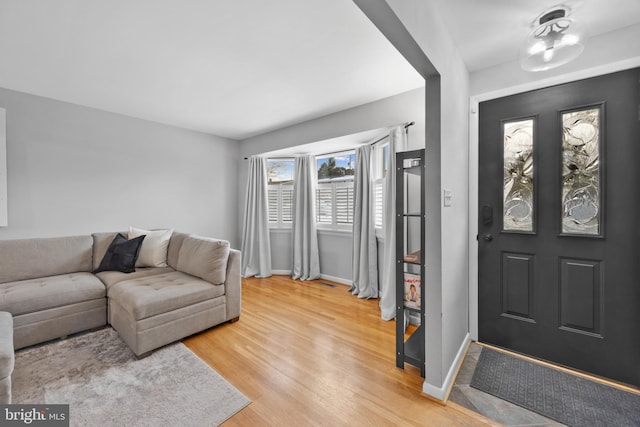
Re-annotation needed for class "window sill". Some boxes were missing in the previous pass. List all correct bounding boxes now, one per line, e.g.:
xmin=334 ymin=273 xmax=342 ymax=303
xmin=269 ymin=227 xmax=292 ymax=233
xmin=317 ymin=229 xmax=353 ymax=237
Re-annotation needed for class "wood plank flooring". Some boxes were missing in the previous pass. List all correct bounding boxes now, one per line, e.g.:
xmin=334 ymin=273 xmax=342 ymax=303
xmin=184 ymin=276 xmax=497 ymax=426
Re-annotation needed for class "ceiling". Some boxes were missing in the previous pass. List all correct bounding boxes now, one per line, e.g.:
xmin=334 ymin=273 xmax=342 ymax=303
xmin=0 ymin=0 xmax=424 ymax=140
xmin=1 ymin=1 xmax=639 ymax=141
xmin=432 ymin=0 xmax=640 ymax=72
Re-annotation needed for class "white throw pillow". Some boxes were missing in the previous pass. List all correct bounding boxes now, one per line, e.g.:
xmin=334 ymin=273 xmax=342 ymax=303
xmin=128 ymin=227 xmax=173 ymax=268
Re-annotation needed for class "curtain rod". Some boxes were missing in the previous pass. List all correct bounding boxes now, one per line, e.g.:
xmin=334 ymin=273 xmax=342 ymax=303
xmin=316 ymin=148 xmax=356 ymax=158
xmin=370 ymin=134 xmax=389 ymax=146
xmin=243 ymin=155 xmax=294 ymax=160
xmin=260 ymin=156 xmax=294 ymax=160
xmin=370 ymin=121 xmax=414 ymax=146
xmin=244 ymin=121 xmax=415 ymax=159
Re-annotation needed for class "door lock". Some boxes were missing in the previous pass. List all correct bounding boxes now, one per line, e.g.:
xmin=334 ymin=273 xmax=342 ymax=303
xmin=483 ymin=234 xmax=493 ymax=242
xmin=482 ymin=205 xmax=493 ymax=226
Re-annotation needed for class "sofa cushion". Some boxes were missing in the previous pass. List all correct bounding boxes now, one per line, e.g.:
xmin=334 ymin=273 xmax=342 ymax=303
xmin=108 ymin=271 xmax=224 ymax=320
xmin=0 ymin=236 xmax=93 ymax=284
xmin=0 ymin=273 xmax=106 ymax=316
xmin=128 ymin=227 xmax=173 ymax=268
xmin=96 ymin=267 xmax=174 ymax=291
xmin=93 ymin=234 xmax=145 ymax=274
xmin=176 ymin=236 xmax=229 ymax=285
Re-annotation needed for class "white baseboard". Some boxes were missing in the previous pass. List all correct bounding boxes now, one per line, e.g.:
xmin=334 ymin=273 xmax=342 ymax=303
xmin=422 ymin=332 xmax=471 ymax=401
xmin=319 ymin=274 xmax=352 ymax=286
xmin=269 ymin=271 xmax=352 ymax=287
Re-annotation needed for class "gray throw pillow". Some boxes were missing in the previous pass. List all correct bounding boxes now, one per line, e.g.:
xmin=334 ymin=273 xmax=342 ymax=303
xmin=93 ymin=233 xmax=145 ymax=274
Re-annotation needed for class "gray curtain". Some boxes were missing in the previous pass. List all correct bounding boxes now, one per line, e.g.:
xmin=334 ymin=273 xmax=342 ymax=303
xmin=291 ymin=155 xmax=320 ymax=280
xmin=350 ymin=144 xmax=378 ymax=298
xmin=240 ymin=155 xmax=272 ymax=278
xmin=380 ymin=126 xmax=408 ymax=320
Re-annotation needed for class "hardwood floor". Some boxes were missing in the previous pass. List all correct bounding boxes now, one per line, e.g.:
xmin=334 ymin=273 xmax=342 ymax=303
xmin=184 ymin=276 xmax=497 ymax=426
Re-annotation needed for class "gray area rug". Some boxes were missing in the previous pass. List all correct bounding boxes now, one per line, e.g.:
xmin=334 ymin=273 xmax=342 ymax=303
xmin=12 ymin=328 xmax=250 ymax=426
xmin=471 ymin=347 xmax=640 ymax=427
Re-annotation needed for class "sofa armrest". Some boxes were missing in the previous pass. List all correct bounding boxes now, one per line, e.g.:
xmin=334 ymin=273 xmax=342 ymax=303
xmin=225 ymin=249 xmax=241 ymax=320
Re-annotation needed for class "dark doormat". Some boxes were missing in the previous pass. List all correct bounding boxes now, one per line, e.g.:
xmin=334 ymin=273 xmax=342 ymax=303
xmin=470 ymin=347 xmax=640 ymax=427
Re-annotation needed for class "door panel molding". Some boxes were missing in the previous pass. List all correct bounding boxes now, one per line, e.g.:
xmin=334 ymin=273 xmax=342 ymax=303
xmin=558 ymin=257 xmax=604 ymax=338
xmin=501 ymin=252 xmax=536 ymax=322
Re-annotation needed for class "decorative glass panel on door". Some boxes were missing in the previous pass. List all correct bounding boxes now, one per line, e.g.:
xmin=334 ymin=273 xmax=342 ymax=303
xmin=503 ymin=118 xmax=535 ymax=232
xmin=561 ymin=106 xmax=602 ymax=236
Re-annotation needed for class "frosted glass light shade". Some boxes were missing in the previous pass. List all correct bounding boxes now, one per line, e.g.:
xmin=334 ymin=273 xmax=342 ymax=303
xmin=520 ymin=12 xmax=587 ymax=72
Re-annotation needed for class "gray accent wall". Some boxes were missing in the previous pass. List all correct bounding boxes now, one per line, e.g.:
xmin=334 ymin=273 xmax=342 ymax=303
xmin=0 ymin=87 xmax=240 ymax=246
xmin=269 ymin=229 xmax=292 ymax=272
xmin=270 ymin=229 xmax=353 ymax=283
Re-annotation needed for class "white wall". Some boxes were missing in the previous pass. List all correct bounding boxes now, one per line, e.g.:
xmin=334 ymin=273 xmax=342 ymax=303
xmin=0 ymin=87 xmax=240 ymax=246
xmin=470 ymin=23 xmax=640 ymax=97
xmin=238 ymin=87 xmax=425 ymax=282
xmin=0 ymin=108 xmax=6 ymax=226
xmin=384 ymin=0 xmax=471 ymax=399
xmin=239 ymin=87 xmax=425 ymax=159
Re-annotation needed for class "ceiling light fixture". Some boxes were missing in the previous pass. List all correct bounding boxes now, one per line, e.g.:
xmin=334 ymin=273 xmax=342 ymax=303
xmin=520 ymin=6 xmax=587 ymax=72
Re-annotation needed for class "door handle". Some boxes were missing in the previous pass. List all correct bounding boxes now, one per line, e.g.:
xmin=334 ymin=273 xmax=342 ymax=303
xmin=483 ymin=234 xmax=493 ymax=242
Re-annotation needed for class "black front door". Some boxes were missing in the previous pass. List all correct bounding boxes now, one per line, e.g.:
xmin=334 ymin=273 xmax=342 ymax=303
xmin=478 ymin=68 xmax=640 ymax=386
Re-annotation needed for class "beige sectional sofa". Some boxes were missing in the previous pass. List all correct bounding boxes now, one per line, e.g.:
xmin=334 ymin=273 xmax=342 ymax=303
xmin=0 ymin=231 xmax=241 ymax=357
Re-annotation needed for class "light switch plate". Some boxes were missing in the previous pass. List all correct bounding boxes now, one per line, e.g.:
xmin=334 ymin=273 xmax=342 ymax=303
xmin=444 ymin=189 xmax=452 ymax=207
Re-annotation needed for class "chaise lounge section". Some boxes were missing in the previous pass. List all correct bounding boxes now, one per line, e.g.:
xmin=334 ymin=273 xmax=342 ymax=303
xmin=93 ymin=231 xmax=241 ymax=356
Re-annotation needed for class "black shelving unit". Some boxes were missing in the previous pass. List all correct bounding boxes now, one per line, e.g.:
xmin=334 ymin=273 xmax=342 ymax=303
xmin=395 ymin=149 xmax=425 ymax=377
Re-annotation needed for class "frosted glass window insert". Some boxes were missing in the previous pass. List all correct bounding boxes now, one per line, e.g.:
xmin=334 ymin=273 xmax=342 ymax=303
xmin=503 ymin=119 xmax=534 ymax=232
xmin=561 ymin=107 xmax=601 ymax=235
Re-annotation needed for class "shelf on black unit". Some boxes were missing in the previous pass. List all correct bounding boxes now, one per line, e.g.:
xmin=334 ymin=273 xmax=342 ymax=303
xmin=402 ymin=165 xmax=422 ymax=175
xmin=404 ymin=324 xmax=424 ymax=362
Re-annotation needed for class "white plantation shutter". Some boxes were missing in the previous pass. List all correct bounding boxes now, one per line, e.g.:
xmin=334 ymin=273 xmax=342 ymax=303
xmin=268 ymin=183 xmax=294 ymax=226
xmin=281 ymin=185 xmax=293 ymax=223
xmin=374 ymin=179 xmax=384 ymax=228
xmin=316 ymin=181 xmax=354 ymax=229
xmin=335 ymin=183 xmax=354 ymax=224
xmin=268 ymin=188 xmax=278 ymax=222
xmin=316 ymin=184 xmax=333 ymax=224
xmin=314 ymin=150 xmax=356 ymax=230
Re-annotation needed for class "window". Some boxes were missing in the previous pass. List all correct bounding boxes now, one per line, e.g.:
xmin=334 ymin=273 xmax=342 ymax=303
xmin=373 ymin=143 xmax=389 ymax=229
xmin=374 ymin=180 xmax=384 ymax=228
xmin=316 ymin=152 xmax=355 ymax=231
xmin=267 ymin=159 xmax=294 ymax=228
